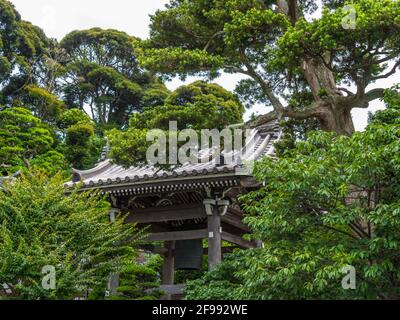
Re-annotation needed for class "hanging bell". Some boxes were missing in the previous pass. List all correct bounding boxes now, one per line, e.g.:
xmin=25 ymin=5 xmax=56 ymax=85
xmin=174 ymin=239 xmax=203 ymax=271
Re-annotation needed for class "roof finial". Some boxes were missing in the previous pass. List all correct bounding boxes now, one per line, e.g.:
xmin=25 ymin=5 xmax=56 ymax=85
xmin=98 ymin=139 xmax=110 ymax=163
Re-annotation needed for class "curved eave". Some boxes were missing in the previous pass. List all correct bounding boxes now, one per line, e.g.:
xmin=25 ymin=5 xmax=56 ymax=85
xmin=72 ymin=159 xmax=115 ymax=180
xmin=66 ymin=169 xmax=254 ymax=196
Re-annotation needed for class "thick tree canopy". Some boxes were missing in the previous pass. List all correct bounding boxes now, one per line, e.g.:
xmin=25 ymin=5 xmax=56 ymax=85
xmin=60 ymin=28 xmax=169 ymax=128
xmin=130 ymin=80 xmax=244 ymax=131
xmin=60 ymin=108 xmax=104 ymax=170
xmin=0 ymin=107 xmax=55 ymax=175
xmin=141 ymin=0 xmax=400 ymax=135
xmin=107 ymin=81 xmax=244 ymax=167
xmin=0 ymin=0 xmax=51 ymax=105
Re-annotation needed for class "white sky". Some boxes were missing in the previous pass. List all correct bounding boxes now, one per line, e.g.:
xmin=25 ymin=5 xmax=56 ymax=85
xmin=10 ymin=0 xmax=399 ymax=131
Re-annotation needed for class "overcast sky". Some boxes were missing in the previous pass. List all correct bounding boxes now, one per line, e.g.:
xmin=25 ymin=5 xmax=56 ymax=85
xmin=10 ymin=0 xmax=399 ymax=131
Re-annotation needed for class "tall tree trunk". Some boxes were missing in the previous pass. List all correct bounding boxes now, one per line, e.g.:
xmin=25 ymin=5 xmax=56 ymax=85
xmin=303 ymin=58 xmax=356 ymax=136
xmin=318 ymin=106 xmax=356 ymax=136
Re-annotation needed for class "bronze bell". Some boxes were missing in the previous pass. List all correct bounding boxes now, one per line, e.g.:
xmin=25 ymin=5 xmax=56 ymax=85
xmin=174 ymin=239 xmax=203 ymax=270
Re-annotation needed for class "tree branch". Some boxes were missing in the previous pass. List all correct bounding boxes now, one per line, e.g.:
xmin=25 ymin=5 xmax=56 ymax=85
xmin=350 ymin=88 xmax=385 ymax=109
xmin=246 ymin=101 xmax=324 ymax=128
xmin=320 ymin=225 xmax=360 ymax=240
xmin=337 ymin=87 xmax=355 ymax=97
xmin=365 ymin=88 xmax=385 ymax=102
xmin=349 ymin=221 xmax=371 ymax=239
xmin=246 ymin=110 xmax=279 ymax=128
xmin=239 ymin=48 xmax=285 ymax=114
xmin=204 ymin=31 xmax=225 ymax=51
xmin=284 ymin=102 xmax=323 ymax=120
xmin=277 ymin=0 xmax=299 ymax=24
xmin=370 ymin=60 xmax=400 ymax=81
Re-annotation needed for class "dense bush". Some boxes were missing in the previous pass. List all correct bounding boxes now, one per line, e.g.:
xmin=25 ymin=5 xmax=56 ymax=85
xmin=0 ymin=172 xmax=142 ymax=300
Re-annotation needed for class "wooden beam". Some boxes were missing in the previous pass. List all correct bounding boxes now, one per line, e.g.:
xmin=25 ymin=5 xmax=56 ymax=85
xmin=222 ymin=212 xmax=251 ymax=232
xmin=150 ymin=246 xmax=237 ymax=255
xmin=152 ymin=247 xmax=168 ymax=255
xmin=146 ymin=229 xmax=208 ymax=242
xmin=222 ymin=232 xmax=257 ymax=249
xmin=125 ymin=204 xmax=206 ymax=224
xmin=204 ymin=246 xmax=237 ymax=255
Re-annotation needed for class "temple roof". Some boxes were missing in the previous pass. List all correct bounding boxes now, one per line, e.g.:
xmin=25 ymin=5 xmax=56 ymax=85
xmin=67 ymin=121 xmax=281 ymax=193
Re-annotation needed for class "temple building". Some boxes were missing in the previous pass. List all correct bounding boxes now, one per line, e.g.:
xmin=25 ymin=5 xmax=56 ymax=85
xmin=67 ymin=121 xmax=281 ymax=296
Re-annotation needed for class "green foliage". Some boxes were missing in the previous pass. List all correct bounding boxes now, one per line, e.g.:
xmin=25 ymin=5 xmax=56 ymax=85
xmin=64 ymin=122 xmax=103 ymax=170
xmin=274 ymin=0 xmax=400 ymax=82
xmin=0 ymin=0 xmax=49 ymax=105
xmin=60 ymin=28 xmax=168 ymax=128
xmin=132 ymin=81 xmax=244 ymax=131
xmin=66 ymin=123 xmax=94 ymax=146
xmin=0 ymin=105 xmax=98 ymax=176
xmin=53 ymin=108 xmax=103 ymax=170
xmin=138 ymin=47 xmax=225 ymax=80
xmin=107 ymin=128 xmax=150 ymax=168
xmin=142 ymin=83 xmax=171 ymax=108
xmin=30 ymin=151 xmax=70 ymax=178
xmin=274 ymin=117 xmax=321 ymax=157
xmin=19 ymin=84 xmax=66 ymax=124
xmin=0 ymin=107 xmax=54 ymax=175
xmin=0 ymin=172 xmax=141 ymax=300
xmin=107 ymin=81 xmax=244 ymax=167
xmin=185 ymin=254 xmax=241 ymax=300
xmin=109 ymin=254 xmax=164 ymax=300
xmin=275 ymin=91 xmax=321 ymax=156
xmin=370 ymin=86 xmax=400 ymax=126
xmin=142 ymin=0 xmax=287 ymax=80
xmin=57 ymin=108 xmax=93 ymax=130
xmin=175 ymin=256 xmax=208 ymax=286
xmin=186 ymin=90 xmax=400 ymax=300
xmin=60 ymin=28 xmax=141 ymax=79
xmin=2 ymin=0 xmax=400 ymax=301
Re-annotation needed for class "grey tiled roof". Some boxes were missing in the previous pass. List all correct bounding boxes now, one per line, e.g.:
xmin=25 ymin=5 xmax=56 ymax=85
xmin=67 ymin=122 xmax=281 ymax=190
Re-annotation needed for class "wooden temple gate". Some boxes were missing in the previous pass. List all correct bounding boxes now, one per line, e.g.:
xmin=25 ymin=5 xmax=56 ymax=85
xmin=68 ymin=122 xmax=280 ymax=297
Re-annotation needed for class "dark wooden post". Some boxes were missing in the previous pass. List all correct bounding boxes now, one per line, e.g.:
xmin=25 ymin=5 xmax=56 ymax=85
xmin=107 ymin=209 xmax=120 ymax=297
xmin=162 ymin=241 xmax=175 ymax=285
xmin=206 ymin=203 xmax=222 ymax=270
xmin=107 ymin=274 xmax=120 ymax=296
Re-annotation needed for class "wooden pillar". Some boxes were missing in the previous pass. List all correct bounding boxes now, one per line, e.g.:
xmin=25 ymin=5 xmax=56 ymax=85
xmin=207 ymin=206 xmax=222 ymax=270
xmin=107 ymin=208 xmax=120 ymax=297
xmin=107 ymin=274 xmax=120 ymax=296
xmin=162 ymin=241 xmax=175 ymax=285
